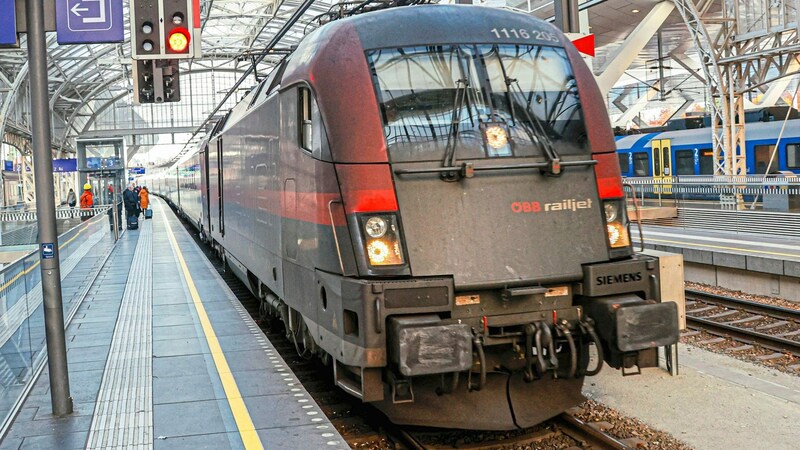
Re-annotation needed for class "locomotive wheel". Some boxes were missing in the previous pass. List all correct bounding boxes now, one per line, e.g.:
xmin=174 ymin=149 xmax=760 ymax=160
xmin=288 ymin=310 xmax=314 ymax=359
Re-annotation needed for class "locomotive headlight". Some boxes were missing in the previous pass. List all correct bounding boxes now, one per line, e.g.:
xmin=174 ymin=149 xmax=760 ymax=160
xmin=485 ymin=125 xmax=508 ymax=149
xmin=365 ymin=216 xmax=388 ymax=238
xmin=603 ymin=200 xmax=631 ymax=250
xmin=607 ymin=223 xmax=630 ymax=247
xmin=361 ymin=214 xmax=405 ymax=267
xmin=604 ymin=202 xmax=618 ymax=222
xmin=367 ymin=240 xmax=391 ymax=264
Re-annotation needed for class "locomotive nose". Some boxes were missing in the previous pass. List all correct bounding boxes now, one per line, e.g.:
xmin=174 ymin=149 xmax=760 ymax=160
xmin=390 ymin=162 xmax=608 ymax=289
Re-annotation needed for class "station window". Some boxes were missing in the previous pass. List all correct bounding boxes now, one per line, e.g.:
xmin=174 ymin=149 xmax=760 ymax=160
xmin=633 ymin=152 xmax=649 ymax=176
xmin=787 ymin=144 xmax=800 ymax=169
xmin=618 ymin=153 xmax=630 ymax=174
xmin=675 ymin=150 xmax=695 ymax=175
xmin=699 ymin=149 xmax=714 ymax=174
xmin=299 ymin=87 xmax=313 ymax=151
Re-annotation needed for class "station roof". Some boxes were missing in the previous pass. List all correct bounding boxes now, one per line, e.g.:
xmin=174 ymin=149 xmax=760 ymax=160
xmin=0 ymin=0 xmax=797 ymax=164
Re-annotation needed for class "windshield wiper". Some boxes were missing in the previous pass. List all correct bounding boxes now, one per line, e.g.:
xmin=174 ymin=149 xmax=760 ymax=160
xmin=441 ymin=77 xmax=470 ymax=180
xmin=505 ymin=76 xmax=562 ymax=176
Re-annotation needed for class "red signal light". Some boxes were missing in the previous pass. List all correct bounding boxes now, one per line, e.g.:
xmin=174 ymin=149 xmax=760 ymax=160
xmin=167 ymin=28 xmax=190 ymax=53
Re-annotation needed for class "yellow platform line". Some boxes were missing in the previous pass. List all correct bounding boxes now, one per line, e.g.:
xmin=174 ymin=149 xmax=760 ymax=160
xmin=644 ymin=237 xmax=800 ymax=259
xmin=162 ymin=208 xmax=264 ymax=450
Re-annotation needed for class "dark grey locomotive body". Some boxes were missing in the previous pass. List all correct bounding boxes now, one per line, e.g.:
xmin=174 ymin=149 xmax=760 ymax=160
xmin=153 ymin=5 xmax=678 ymax=430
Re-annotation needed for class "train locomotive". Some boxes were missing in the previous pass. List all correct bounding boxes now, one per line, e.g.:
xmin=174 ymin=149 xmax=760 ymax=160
xmin=151 ymin=5 xmax=679 ymax=430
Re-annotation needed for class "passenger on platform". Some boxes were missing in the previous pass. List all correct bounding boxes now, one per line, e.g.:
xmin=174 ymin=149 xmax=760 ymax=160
xmin=139 ymin=186 xmax=150 ymax=218
xmin=66 ymin=188 xmax=76 ymax=208
xmin=123 ymin=183 xmax=139 ymax=226
xmin=79 ymin=184 xmax=93 ymax=222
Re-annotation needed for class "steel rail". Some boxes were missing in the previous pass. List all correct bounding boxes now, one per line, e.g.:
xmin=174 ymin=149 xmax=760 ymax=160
xmin=554 ymin=413 xmax=632 ymax=449
xmin=685 ymin=290 xmax=800 ymax=357
xmin=686 ymin=289 xmax=800 ymax=324
xmin=686 ymin=316 xmax=800 ymax=357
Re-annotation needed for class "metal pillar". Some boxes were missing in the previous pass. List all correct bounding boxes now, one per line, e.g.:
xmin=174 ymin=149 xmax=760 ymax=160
xmin=553 ymin=0 xmax=580 ymax=33
xmin=25 ymin=0 xmax=73 ymax=417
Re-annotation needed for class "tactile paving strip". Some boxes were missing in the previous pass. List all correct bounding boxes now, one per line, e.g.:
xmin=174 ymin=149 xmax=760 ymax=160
xmin=86 ymin=219 xmax=153 ymax=449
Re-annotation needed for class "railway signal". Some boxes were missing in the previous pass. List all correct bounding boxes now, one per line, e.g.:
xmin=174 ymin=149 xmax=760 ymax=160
xmin=133 ymin=59 xmax=181 ymax=104
xmin=131 ymin=0 xmax=201 ymax=59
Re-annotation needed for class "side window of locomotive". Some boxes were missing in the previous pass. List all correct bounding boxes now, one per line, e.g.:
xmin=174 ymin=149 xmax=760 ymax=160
xmin=675 ymin=150 xmax=694 ymax=175
xmin=633 ymin=152 xmax=649 ymax=176
xmin=618 ymin=153 xmax=630 ymax=174
xmin=699 ymin=149 xmax=714 ymax=174
xmin=787 ymin=143 xmax=800 ymax=169
xmin=299 ymin=87 xmax=313 ymax=152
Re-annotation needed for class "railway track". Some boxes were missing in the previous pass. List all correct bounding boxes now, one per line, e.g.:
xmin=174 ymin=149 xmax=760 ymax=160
xmin=685 ymin=289 xmax=800 ymax=358
xmin=172 ymin=206 xmax=634 ymax=449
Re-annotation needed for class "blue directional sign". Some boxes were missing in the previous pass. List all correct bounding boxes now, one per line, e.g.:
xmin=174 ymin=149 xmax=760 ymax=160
xmin=0 ymin=0 xmax=17 ymax=46
xmin=53 ymin=159 xmax=78 ymax=173
xmin=129 ymin=167 xmax=146 ymax=175
xmin=55 ymin=0 xmax=124 ymax=44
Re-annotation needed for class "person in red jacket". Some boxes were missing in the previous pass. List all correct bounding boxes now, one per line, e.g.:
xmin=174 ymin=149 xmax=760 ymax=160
xmin=79 ymin=183 xmax=93 ymax=222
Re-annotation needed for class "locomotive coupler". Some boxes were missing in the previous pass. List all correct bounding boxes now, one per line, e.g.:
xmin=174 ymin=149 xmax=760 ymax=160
xmin=555 ymin=320 xmax=578 ymax=379
xmin=533 ymin=322 xmax=546 ymax=377
xmin=523 ymin=323 xmax=537 ymax=382
xmin=540 ymin=322 xmax=559 ymax=377
xmin=577 ymin=318 xmax=604 ymax=376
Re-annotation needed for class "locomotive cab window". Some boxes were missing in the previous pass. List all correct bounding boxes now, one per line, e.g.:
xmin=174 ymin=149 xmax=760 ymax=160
xmin=299 ymin=87 xmax=314 ymax=152
xmin=787 ymin=143 xmax=800 ymax=169
xmin=367 ymin=44 xmax=587 ymax=163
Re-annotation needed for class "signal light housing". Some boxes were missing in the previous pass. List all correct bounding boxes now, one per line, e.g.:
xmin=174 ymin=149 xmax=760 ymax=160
xmin=130 ymin=0 xmax=200 ymax=60
xmin=134 ymin=59 xmax=181 ymax=104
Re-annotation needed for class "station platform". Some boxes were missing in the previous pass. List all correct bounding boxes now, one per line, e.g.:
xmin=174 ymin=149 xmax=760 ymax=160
xmin=634 ymin=224 xmax=800 ymax=301
xmin=584 ymin=343 xmax=800 ymax=449
xmin=0 ymin=198 xmax=346 ymax=449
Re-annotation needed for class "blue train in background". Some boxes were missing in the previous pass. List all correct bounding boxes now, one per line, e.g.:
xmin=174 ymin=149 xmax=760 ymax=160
xmin=615 ymin=109 xmax=800 ymax=178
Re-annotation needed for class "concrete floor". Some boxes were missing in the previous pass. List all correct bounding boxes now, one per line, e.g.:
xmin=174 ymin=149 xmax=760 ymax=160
xmin=583 ymin=346 xmax=800 ymax=449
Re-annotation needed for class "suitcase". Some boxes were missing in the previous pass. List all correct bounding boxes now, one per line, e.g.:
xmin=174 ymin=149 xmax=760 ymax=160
xmin=127 ymin=215 xmax=139 ymax=230
xmin=144 ymin=208 xmax=153 ymax=219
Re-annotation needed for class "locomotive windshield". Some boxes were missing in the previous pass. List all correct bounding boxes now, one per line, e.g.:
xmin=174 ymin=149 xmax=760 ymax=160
xmin=367 ymin=44 xmax=588 ymax=163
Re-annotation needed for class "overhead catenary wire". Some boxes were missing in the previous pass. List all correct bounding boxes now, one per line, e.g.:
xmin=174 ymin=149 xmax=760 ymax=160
xmin=164 ymin=0 xmax=319 ymax=168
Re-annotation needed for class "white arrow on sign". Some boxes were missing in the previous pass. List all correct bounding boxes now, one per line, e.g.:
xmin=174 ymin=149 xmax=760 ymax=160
xmin=70 ymin=0 xmax=107 ymax=24
xmin=70 ymin=4 xmax=88 ymax=16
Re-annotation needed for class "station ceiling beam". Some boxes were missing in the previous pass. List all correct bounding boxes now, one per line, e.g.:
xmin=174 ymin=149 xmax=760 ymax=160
xmin=82 ymin=126 xmax=197 ymax=138
xmin=595 ymin=1 xmax=676 ymax=96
